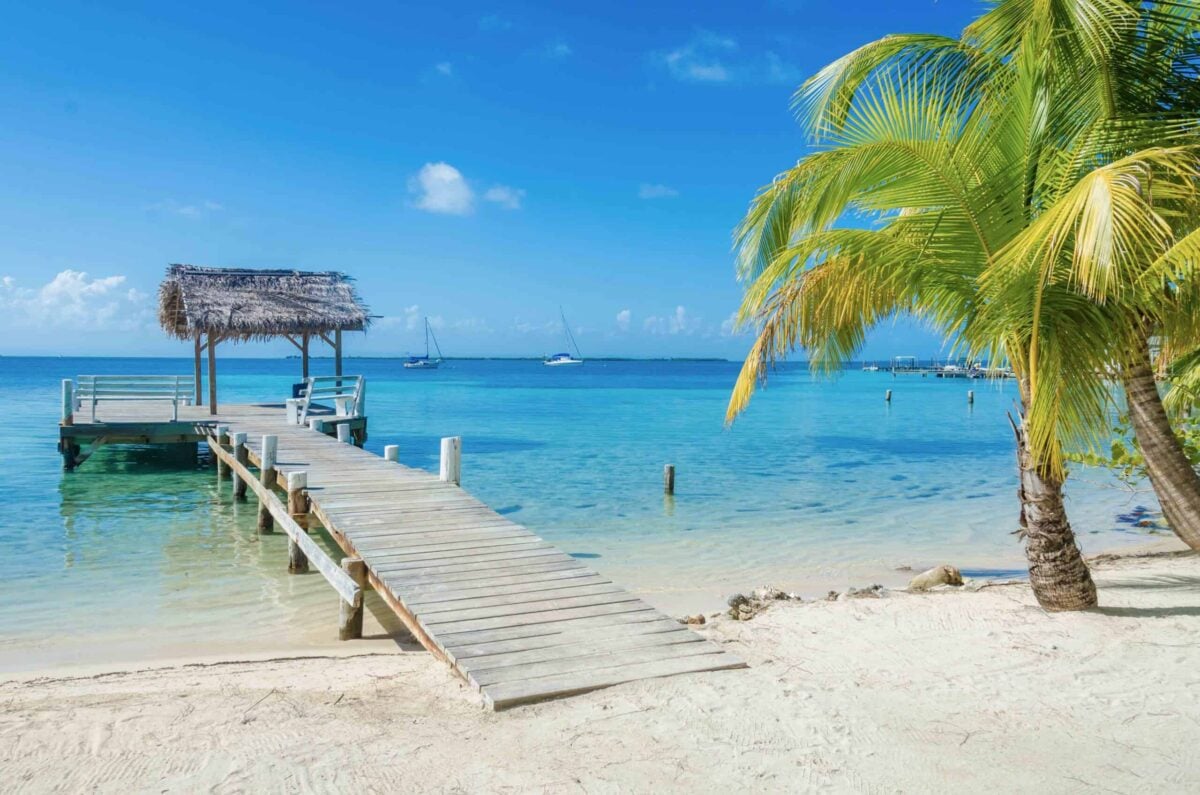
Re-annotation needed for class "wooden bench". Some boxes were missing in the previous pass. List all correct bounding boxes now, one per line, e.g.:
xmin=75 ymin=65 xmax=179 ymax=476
xmin=297 ymin=375 xmax=364 ymax=425
xmin=75 ymin=375 xmax=194 ymax=421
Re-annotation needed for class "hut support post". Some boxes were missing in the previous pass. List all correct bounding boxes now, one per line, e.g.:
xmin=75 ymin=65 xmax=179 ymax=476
xmin=335 ymin=329 xmax=343 ymax=377
xmin=301 ymin=334 xmax=310 ymax=379
xmin=207 ymin=333 xmax=218 ymax=415
xmin=193 ymin=334 xmax=203 ymax=406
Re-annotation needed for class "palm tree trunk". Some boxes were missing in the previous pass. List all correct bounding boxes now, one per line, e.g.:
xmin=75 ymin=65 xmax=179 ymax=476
xmin=1012 ymin=415 xmax=1098 ymax=611
xmin=1122 ymin=346 xmax=1200 ymax=552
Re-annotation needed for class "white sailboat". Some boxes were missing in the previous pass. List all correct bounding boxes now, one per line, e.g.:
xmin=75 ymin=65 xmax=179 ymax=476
xmin=403 ymin=317 xmax=444 ymax=369
xmin=544 ymin=307 xmax=584 ymax=366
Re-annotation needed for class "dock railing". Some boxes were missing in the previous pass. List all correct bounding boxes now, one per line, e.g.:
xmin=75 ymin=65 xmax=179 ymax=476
xmin=206 ymin=431 xmax=364 ymax=623
xmin=74 ymin=375 xmax=195 ymax=421
xmin=297 ymin=375 xmax=364 ymax=425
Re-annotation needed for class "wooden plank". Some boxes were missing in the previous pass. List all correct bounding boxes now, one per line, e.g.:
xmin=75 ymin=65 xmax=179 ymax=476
xmin=365 ymin=543 xmax=555 ymax=566
xmin=468 ymin=638 xmax=729 ymax=688
xmin=372 ymin=548 xmax=569 ymax=574
xmin=410 ymin=580 xmax=621 ymax=612
xmin=360 ymin=537 xmax=548 ymax=559
xmin=438 ymin=610 xmax=671 ymax=650
xmin=444 ymin=617 xmax=687 ymax=660
xmin=456 ymin=627 xmax=703 ymax=672
xmin=377 ymin=559 xmax=585 ymax=588
xmin=346 ymin=528 xmax=537 ymax=551
xmin=418 ymin=591 xmax=641 ymax=625
xmin=427 ymin=600 xmax=655 ymax=636
xmin=394 ymin=567 xmax=602 ymax=597
xmin=482 ymin=653 xmax=747 ymax=711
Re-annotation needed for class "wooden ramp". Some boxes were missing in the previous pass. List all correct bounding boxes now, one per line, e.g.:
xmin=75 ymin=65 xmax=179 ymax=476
xmin=79 ymin=402 xmax=745 ymax=710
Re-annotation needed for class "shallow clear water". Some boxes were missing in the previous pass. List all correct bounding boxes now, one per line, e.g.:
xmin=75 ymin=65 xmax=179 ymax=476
xmin=0 ymin=357 xmax=1159 ymax=670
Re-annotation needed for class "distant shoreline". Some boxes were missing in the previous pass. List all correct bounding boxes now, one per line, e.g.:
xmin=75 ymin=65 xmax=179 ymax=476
xmin=0 ymin=354 xmax=741 ymax=363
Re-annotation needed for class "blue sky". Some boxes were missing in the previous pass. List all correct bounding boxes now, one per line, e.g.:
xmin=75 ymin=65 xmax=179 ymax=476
xmin=0 ymin=1 xmax=978 ymax=359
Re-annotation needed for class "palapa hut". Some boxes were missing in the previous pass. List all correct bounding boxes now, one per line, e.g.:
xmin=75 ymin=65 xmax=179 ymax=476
xmin=159 ymin=265 xmax=370 ymax=414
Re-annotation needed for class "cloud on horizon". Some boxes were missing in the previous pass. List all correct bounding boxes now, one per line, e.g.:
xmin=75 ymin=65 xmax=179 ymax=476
xmin=0 ymin=270 xmax=150 ymax=331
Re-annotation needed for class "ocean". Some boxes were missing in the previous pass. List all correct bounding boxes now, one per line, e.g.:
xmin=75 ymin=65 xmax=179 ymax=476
xmin=0 ymin=356 xmax=1158 ymax=671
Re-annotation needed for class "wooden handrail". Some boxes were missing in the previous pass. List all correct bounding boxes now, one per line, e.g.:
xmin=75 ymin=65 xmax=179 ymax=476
xmin=206 ymin=432 xmax=362 ymax=607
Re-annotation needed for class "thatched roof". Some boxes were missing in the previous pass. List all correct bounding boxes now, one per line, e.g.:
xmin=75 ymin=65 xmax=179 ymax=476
xmin=159 ymin=265 xmax=370 ymax=341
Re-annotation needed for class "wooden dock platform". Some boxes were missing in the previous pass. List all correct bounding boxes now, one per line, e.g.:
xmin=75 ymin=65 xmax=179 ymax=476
xmin=60 ymin=398 xmax=745 ymax=710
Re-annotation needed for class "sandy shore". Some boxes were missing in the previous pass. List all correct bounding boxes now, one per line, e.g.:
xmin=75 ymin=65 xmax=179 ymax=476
xmin=3 ymin=542 xmax=1197 ymax=793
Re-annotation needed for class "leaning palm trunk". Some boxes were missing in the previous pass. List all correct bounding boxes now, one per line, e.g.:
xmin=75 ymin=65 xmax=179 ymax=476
xmin=1123 ymin=348 xmax=1200 ymax=552
xmin=1013 ymin=415 xmax=1098 ymax=611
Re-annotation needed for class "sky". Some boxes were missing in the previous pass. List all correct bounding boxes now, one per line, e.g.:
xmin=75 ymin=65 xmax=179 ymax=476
xmin=0 ymin=1 xmax=981 ymax=359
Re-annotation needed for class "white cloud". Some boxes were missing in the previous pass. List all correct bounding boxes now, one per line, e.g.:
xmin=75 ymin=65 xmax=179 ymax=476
xmin=656 ymin=32 xmax=800 ymax=86
xmin=0 ymin=270 xmax=150 ymax=331
xmin=643 ymin=305 xmax=699 ymax=335
xmin=452 ymin=317 xmax=492 ymax=333
xmin=660 ymin=31 xmax=736 ymax=83
xmin=404 ymin=304 xmax=422 ymax=330
xmin=147 ymin=199 xmax=223 ymax=218
xmin=513 ymin=317 xmax=560 ymax=335
xmin=638 ymin=183 xmax=679 ymax=199
xmin=484 ymin=185 xmax=525 ymax=210
xmin=616 ymin=309 xmax=631 ymax=332
xmin=545 ymin=41 xmax=572 ymax=59
xmin=434 ymin=61 xmax=453 ymax=76
xmin=720 ymin=311 xmax=745 ymax=336
xmin=409 ymin=162 xmax=474 ymax=215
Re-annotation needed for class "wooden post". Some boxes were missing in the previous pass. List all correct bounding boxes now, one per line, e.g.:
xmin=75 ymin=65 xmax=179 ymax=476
xmin=193 ymin=334 xmax=203 ymax=406
xmin=663 ymin=464 xmax=675 ymax=494
xmin=301 ymin=333 xmax=310 ymax=380
xmin=257 ymin=435 xmax=278 ymax=533
xmin=440 ymin=436 xmax=461 ymax=485
xmin=334 ymin=329 xmax=343 ymax=377
xmin=885 ymin=389 xmax=893 ymax=403
xmin=287 ymin=471 xmax=310 ymax=574
xmin=215 ymin=425 xmax=230 ymax=479
xmin=384 ymin=444 xmax=399 ymax=463
xmin=232 ymin=432 xmax=248 ymax=500
xmin=337 ymin=423 xmax=352 ymax=444
xmin=61 ymin=379 xmax=74 ymax=426
xmin=338 ymin=557 xmax=368 ymax=640
xmin=207 ymin=333 xmax=218 ymax=415
xmin=968 ymin=389 xmax=975 ymax=405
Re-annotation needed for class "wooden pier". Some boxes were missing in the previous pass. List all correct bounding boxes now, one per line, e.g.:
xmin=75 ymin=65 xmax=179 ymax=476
xmin=58 ymin=387 xmax=745 ymax=710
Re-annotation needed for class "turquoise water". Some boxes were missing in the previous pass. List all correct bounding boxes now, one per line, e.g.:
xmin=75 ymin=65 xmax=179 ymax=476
xmin=0 ymin=357 xmax=1158 ymax=670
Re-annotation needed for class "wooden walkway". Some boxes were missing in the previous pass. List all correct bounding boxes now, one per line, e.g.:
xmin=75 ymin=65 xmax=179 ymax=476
xmin=65 ymin=402 xmax=745 ymax=710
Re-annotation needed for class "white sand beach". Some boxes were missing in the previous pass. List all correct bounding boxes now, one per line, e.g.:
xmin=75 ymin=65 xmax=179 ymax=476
xmin=3 ymin=542 xmax=1196 ymax=793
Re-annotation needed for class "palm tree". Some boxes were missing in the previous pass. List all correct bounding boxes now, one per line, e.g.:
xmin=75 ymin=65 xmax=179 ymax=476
xmin=727 ymin=1 xmax=1200 ymax=610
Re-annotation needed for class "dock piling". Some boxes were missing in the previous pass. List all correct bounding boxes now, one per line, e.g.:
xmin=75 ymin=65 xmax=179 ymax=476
xmin=215 ymin=425 xmax=230 ymax=478
xmin=336 ymin=423 xmax=351 ymax=444
xmin=440 ymin=436 xmax=462 ymax=485
xmin=663 ymin=464 xmax=676 ymax=494
xmin=232 ymin=432 xmax=248 ymax=500
xmin=885 ymin=389 xmax=893 ymax=403
xmin=61 ymin=379 xmax=74 ymax=426
xmin=338 ymin=557 xmax=368 ymax=640
xmin=257 ymin=435 xmax=278 ymax=533
xmin=384 ymin=444 xmax=399 ymax=463
xmin=968 ymin=389 xmax=975 ymax=405
xmin=287 ymin=471 xmax=310 ymax=573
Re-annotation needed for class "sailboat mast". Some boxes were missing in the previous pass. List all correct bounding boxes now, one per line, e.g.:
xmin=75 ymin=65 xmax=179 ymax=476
xmin=560 ymin=306 xmax=582 ymax=358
